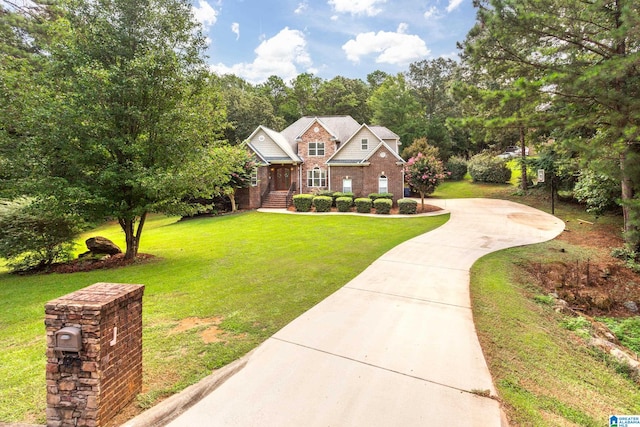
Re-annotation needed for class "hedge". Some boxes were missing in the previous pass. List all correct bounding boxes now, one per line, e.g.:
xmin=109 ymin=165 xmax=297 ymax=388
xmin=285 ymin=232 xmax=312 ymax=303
xmin=373 ymin=198 xmax=392 ymax=214
xmin=398 ymin=198 xmax=418 ymax=214
xmin=354 ymin=197 xmax=372 ymax=213
xmin=446 ymin=156 xmax=468 ymax=181
xmin=312 ymin=196 xmax=333 ymax=212
xmin=292 ymin=194 xmax=313 ymax=212
xmin=368 ymin=193 xmax=393 ymax=201
xmin=335 ymin=196 xmax=353 ymax=212
xmin=468 ymin=152 xmax=512 ymax=183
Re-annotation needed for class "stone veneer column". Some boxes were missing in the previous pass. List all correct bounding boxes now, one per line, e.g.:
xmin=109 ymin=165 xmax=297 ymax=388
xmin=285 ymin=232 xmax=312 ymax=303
xmin=45 ymin=283 xmax=145 ymax=427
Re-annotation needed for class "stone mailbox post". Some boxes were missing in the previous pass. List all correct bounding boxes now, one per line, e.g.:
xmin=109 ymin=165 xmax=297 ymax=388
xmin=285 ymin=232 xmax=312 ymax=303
xmin=45 ymin=283 xmax=145 ymax=427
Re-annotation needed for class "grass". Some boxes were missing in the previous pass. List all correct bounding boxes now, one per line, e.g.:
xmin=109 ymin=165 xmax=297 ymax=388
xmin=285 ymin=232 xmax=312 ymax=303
xmin=436 ymin=173 xmax=640 ymax=425
xmin=0 ymin=211 xmax=447 ymax=423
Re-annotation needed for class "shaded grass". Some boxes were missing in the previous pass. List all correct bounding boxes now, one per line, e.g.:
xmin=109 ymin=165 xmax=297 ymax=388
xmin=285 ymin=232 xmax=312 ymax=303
xmin=0 ymin=211 xmax=447 ymax=423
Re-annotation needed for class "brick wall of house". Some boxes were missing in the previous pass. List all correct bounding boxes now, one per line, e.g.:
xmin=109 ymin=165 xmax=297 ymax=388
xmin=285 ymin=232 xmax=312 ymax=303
xmin=237 ymin=167 xmax=269 ymax=209
xmin=45 ymin=283 xmax=144 ymax=427
xmin=298 ymin=123 xmax=336 ymax=194
xmin=330 ymin=145 xmax=404 ymax=204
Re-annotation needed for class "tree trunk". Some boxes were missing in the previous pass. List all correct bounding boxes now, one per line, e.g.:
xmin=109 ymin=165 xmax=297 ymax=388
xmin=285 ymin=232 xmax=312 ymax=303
xmin=229 ymin=191 xmax=237 ymax=212
xmin=420 ymin=191 xmax=425 ymax=211
xmin=620 ymin=151 xmax=640 ymax=251
xmin=520 ymin=126 xmax=528 ymax=191
xmin=119 ymin=212 xmax=147 ymax=260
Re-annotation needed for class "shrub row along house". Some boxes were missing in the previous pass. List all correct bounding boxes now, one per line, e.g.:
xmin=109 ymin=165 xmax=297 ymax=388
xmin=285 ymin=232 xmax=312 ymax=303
xmin=236 ymin=115 xmax=405 ymax=209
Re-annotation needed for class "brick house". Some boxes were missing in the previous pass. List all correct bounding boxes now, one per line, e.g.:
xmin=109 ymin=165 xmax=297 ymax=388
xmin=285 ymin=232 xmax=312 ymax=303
xmin=236 ymin=116 xmax=405 ymax=209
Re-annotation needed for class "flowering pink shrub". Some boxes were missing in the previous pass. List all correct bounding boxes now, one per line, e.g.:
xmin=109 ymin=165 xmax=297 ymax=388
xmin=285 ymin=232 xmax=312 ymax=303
xmin=404 ymin=153 xmax=448 ymax=208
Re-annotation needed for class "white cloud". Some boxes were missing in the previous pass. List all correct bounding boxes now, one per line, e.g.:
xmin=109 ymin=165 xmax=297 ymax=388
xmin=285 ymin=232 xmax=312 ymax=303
xmin=423 ymin=6 xmax=439 ymax=19
xmin=295 ymin=1 xmax=309 ymax=14
xmin=231 ymin=22 xmax=240 ymax=40
xmin=446 ymin=0 xmax=464 ymax=13
xmin=342 ymin=26 xmax=430 ymax=65
xmin=192 ymin=0 xmax=218 ymax=29
xmin=210 ymin=27 xmax=313 ymax=83
xmin=328 ymin=0 xmax=386 ymax=16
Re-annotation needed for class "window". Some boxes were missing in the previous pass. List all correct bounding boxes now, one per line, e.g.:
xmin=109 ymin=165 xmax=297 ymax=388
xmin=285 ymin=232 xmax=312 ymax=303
xmin=309 ymin=141 xmax=325 ymax=156
xmin=342 ymin=179 xmax=352 ymax=193
xmin=250 ymin=168 xmax=258 ymax=187
xmin=361 ymin=138 xmax=368 ymax=150
xmin=307 ymin=167 xmax=326 ymax=187
xmin=378 ymin=175 xmax=388 ymax=194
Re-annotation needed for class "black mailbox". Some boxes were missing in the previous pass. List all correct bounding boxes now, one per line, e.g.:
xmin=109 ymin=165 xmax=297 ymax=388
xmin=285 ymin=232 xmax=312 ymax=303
xmin=55 ymin=326 xmax=82 ymax=352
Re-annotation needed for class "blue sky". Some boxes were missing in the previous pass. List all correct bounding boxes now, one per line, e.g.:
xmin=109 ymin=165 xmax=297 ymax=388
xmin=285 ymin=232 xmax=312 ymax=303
xmin=191 ymin=0 xmax=478 ymax=84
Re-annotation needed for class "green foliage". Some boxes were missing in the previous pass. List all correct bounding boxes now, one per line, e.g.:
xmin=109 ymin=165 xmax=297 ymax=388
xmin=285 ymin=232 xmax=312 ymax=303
xmin=401 ymin=137 xmax=441 ymax=161
xmin=315 ymin=190 xmax=334 ymax=198
xmin=468 ymin=152 xmax=512 ymax=183
xmin=354 ymin=197 xmax=372 ymax=213
xmin=368 ymin=193 xmax=393 ymax=201
xmin=0 ymin=197 xmax=82 ymax=272
xmin=446 ymin=156 xmax=468 ymax=181
xmin=292 ymin=194 xmax=313 ymax=212
xmin=404 ymin=152 xmax=447 ymax=197
xmin=573 ymin=169 xmax=621 ymax=215
xmin=332 ymin=192 xmax=354 ymax=201
xmin=398 ymin=198 xmax=417 ymax=215
xmin=598 ymin=317 xmax=640 ymax=355
xmin=335 ymin=196 xmax=353 ymax=212
xmin=312 ymin=196 xmax=332 ymax=212
xmin=373 ymin=198 xmax=392 ymax=214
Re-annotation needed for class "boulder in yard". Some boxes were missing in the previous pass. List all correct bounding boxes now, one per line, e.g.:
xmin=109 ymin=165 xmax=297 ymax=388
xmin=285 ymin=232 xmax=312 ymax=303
xmin=85 ymin=236 xmax=122 ymax=255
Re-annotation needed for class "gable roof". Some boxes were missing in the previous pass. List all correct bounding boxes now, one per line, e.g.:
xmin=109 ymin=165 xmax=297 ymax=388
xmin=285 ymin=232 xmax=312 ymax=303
xmin=281 ymin=116 xmax=361 ymax=146
xmin=245 ymin=125 xmax=302 ymax=164
xmin=327 ymin=123 xmax=405 ymax=164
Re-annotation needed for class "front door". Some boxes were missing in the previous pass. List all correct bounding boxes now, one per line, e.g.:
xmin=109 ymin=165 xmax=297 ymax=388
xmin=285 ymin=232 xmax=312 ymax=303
xmin=273 ymin=166 xmax=292 ymax=191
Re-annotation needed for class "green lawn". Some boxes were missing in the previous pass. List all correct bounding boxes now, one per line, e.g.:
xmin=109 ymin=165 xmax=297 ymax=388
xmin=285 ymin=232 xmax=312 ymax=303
xmin=0 ymin=211 xmax=447 ymax=423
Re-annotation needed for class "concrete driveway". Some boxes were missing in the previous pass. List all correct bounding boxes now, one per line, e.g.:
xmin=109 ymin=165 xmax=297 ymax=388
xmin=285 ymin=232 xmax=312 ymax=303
xmin=126 ymin=198 xmax=565 ymax=427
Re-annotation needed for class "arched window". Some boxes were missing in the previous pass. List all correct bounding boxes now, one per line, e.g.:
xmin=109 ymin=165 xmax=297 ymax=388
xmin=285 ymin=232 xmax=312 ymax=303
xmin=307 ymin=167 xmax=327 ymax=187
xmin=378 ymin=175 xmax=388 ymax=193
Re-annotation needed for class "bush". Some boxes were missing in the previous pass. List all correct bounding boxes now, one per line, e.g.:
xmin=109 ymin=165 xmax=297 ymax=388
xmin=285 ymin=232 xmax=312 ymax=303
xmin=293 ymin=194 xmax=314 ymax=212
xmin=398 ymin=198 xmax=417 ymax=214
xmin=368 ymin=193 xmax=393 ymax=201
xmin=332 ymin=192 xmax=354 ymax=202
xmin=354 ymin=197 xmax=372 ymax=213
xmin=374 ymin=198 xmax=392 ymax=214
xmin=468 ymin=152 xmax=512 ymax=183
xmin=573 ymin=169 xmax=620 ymax=215
xmin=312 ymin=196 xmax=333 ymax=212
xmin=446 ymin=156 xmax=468 ymax=181
xmin=0 ymin=196 xmax=81 ymax=272
xmin=315 ymin=190 xmax=334 ymax=198
xmin=335 ymin=196 xmax=353 ymax=212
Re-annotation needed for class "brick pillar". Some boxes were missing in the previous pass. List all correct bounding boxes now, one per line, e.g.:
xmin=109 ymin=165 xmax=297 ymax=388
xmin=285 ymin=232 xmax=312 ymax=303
xmin=45 ymin=283 xmax=145 ymax=427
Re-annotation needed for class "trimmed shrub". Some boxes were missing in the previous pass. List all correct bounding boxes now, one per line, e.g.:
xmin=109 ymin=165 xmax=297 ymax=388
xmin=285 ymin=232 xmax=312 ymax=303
xmin=335 ymin=196 xmax=353 ymax=212
xmin=446 ymin=156 xmax=468 ymax=181
xmin=312 ymin=196 xmax=333 ymax=212
xmin=368 ymin=193 xmax=393 ymax=201
xmin=315 ymin=190 xmax=334 ymax=198
xmin=398 ymin=198 xmax=418 ymax=215
xmin=374 ymin=198 xmax=392 ymax=214
xmin=332 ymin=192 xmax=354 ymax=201
xmin=468 ymin=152 xmax=512 ymax=183
xmin=293 ymin=194 xmax=314 ymax=212
xmin=354 ymin=197 xmax=372 ymax=213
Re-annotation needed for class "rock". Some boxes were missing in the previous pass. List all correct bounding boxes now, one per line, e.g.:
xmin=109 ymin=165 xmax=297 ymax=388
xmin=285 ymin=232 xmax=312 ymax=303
xmin=623 ymin=301 xmax=639 ymax=313
xmin=85 ymin=236 xmax=122 ymax=255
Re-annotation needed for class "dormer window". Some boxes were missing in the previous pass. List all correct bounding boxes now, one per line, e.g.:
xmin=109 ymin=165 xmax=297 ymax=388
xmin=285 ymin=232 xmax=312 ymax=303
xmin=361 ymin=138 xmax=368 ymax=150
xmin=309 ymin=141 xmax=325 ymax=156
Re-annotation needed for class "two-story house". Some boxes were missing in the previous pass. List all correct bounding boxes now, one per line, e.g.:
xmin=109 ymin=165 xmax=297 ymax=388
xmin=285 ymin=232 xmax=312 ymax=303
xmin=236 ymin=115 xmax=405 ymax=209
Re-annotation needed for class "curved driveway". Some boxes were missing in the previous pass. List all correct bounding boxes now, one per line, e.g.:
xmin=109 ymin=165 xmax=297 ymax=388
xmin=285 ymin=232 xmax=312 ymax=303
xmin=158 ymin=199 xmax=565 ymax=427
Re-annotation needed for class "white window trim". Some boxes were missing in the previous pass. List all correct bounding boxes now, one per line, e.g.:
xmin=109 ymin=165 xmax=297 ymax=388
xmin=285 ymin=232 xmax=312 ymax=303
xmin=378 ymin=175 xmax=388 ymax=194
xmin=307 ymin=167 xmax=327 ymax=187
xmin=309 ymin=141 xmax=325 ymax=156
xmin=342 ymin=178 xmax=352 ymax=193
